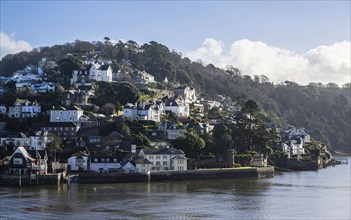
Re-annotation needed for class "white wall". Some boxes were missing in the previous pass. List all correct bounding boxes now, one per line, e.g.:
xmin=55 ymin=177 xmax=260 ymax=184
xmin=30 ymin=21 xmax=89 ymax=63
xmin=68 ymin=156 xmax=89 ymax=171
xmin=90 ymin=162 xmax=121 ymax=173
xmin=50 ymin=109 xmax=83 ymax=122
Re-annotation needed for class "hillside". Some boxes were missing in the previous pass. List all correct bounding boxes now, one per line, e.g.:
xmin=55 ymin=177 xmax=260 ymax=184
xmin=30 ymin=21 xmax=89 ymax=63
xmin=0 ymin=39 xmax=350 ymax=152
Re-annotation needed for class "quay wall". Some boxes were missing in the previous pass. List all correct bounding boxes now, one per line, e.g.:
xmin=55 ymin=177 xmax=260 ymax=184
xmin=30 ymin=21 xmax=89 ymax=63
xmin=78 ymin=173 xmax=148 ymax=184
xmin=0 ymin=173 xmax=63 ymax=186
xmin=77 ymin=167 xmax=274 ymax=184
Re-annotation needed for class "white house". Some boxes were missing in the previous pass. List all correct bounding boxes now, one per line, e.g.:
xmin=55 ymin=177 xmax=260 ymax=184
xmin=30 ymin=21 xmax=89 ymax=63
xmin=139 ymin=147 xmax=187 ymax=172
xmin=90 ymin=156 xmax=121 ymax=173
xmin=123 ymin=101 xmax=163 ymax=122
xmin=286 ymin=127 xmax=311 ymax=143
xmin=71 ymin=69 xmax=90 ymax=85
xmin=7 ymin=99 xmax=41 ymax=118
xmin=121 ymin=160 xmax=136 ymax=173
xmin=135 ymin=71 xmax=155 ymax=84
xmin=289 ymin=137 xmax=305 ymax=156
xmin=50 ymin=106 xmax=83 ymax=123
xmin=163 ymin=98 xmax=189 ymax=117
xmin=173 ymin=86 xmax=196 ymax=103
xmin=21 ymin=100 xmax=41 ymax=118
xmin=30 ymin=82 xmax=56 ymax=93
xmin=158 ymin=122 xmax=185 ymax=140
xmin=68 ymin=151 xmax=90 ymax=171
xmin=0 ymin=132 xmax=30 ymax=150
xmin=133 ymin=157 xmax=152 ymax=173
xmin=89 ymin=63 xmax=113 ymax=82
xmin=29 ymin=131 xmax=48 ymax=151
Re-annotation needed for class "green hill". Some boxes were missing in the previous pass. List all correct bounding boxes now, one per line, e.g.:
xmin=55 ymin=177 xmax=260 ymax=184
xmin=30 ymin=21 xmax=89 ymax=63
xmin=1 ymin=40 xmax=350 ymax=152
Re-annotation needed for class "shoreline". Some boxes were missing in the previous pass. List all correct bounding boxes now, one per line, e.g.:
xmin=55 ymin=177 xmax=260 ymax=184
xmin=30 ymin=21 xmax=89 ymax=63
xmin=0 ymin=167 xmax=274 ymax=186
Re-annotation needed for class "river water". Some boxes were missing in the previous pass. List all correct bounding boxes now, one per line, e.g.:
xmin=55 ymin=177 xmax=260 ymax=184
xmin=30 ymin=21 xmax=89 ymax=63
xmin=0 ymin=157 xmax=350 ymax=220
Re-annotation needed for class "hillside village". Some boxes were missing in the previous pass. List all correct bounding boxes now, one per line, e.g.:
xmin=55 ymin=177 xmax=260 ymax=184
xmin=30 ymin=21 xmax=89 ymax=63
xmin=0 ymin=42 xmax=338 ymax=177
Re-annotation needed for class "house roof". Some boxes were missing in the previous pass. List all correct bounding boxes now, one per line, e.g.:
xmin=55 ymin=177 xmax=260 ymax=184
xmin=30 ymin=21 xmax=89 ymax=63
xmin=71 ymin=151 xmax=89 ymax=157
xmin=12 ymin=146 xmax=35 ymax=161
xmin=172 ymin=155 xmax=187 ymax=160
xmin=163 ymin=99 xmax=180 ymax=107
xmin=108 ymin=131 xmax=124 ymax=139
xmin=124 ymin=103 xmax=135 ymax=109
xmin=15 ymin=98 xmax=26 ymax=104
xmin=43 ymin=122 xmax=78 ymax=127
xmin=27 ymin=150 xmax=47 ymax=159
xmin=133 ymin=157 xmax=152 ymax=164
xmin=142 ymin=147 xmax=184 ymax=155
xmin=1 ymin=156 xmax=12 ymax=162
xmin=99 ymin=64 xmax=110 ymax=71
xmin=159 ymin=122 xmax=178 ymax=130
xmin=121 ymin=160 xmax=135 ymax=167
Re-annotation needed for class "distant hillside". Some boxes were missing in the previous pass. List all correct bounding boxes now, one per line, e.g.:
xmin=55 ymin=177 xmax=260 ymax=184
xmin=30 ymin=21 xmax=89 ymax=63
xmin=1 ymin=39 xmax=350 ymax=152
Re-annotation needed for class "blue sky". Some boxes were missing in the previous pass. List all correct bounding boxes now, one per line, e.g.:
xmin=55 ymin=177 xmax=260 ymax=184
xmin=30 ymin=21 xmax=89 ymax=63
xmin=0 ymin=1 xmax=350 ymax=85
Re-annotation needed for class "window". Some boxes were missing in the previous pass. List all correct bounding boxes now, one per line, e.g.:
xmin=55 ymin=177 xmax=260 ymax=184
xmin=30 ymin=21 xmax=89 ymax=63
xmin=156 ymin=161 xmax=160 ymax=165
xmin=178 ymin=160 xmax=184 ymax=164
xmin=149 ymin=156 xmax=153 ymax=160
xmin=106 ymin=158 xmax=110 ymax=162
xmin=163 ymin=156 xmax=167 ymax=159
xmin=113 ymin=158 xmax=117 ymax=162
xmin=163 ymin=161 xmax=167 ymax=166
xmin=13 ymin=158 xmax=23 ymax=165
xmin=156 ymin=156 xmax=160 ymax=159
xmin=94 ymin=158 xmax=98 ymax=162
xmin=101 ymin=158 xmax=105 ymax=162
xmin=76 ymin=157 xmax=84 ymax=167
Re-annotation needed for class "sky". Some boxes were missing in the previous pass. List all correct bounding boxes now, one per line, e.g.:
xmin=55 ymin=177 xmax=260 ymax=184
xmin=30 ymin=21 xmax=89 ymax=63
xmin=0 ymin=1 xmax=350 ymax=85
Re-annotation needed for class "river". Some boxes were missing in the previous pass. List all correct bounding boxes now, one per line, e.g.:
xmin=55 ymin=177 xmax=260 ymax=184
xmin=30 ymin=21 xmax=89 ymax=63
xmin=0 ymin=157 xmax=350 ymax=220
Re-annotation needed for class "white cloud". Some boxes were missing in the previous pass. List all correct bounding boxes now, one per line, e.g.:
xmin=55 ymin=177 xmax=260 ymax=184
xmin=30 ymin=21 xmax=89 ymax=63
xmin=185 ymin=38 xmax=351 ymax=86
xmin=0 ymin=32 xmax=32 ymax=59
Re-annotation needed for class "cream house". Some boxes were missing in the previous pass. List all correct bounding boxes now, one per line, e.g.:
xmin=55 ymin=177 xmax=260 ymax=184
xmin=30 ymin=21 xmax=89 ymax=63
xmin=139 ymin=147 xmax=187 ymax=172
xmin=50 ymin=106 xmax=83 ymax=123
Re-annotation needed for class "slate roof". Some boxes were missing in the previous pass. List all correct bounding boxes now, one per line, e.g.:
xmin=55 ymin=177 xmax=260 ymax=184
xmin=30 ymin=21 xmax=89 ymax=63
xmin=172 ymin=155 xmax=187 ymax=160
xmin=71 ymin=151 xmax=89 ymax=157
xmin=99 ymin=64 xmax=110 ymax=71
xmin=142 ymin=147 xmax=184 ymax=155
xmin=14 ymin=147 xmax=35 ymax=161
xmin=43 ymin=122 xmax=78 ymax=127
xmin=133 ymin=157 xmax=152 ymax=164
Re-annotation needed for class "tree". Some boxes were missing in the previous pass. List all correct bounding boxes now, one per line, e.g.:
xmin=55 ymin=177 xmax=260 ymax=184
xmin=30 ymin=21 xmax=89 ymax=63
xmin=46 ymin=134 xmax=63 ymax=160
xmin=100 ymin=103 xmax=116 ymax=115
xmin=172 ymin=130 xmax=205 ymax=158
xmin=16 ymin=87 xmax=35 ymax=98
xmin=134 ymin=132 xmax=150 ymax=147
xmin=55 ymin=85 xmax=65 ymax=95
xmin=121 ymin=124 xmax=131 ymax=138
xmin=58 ymin=56 xmax=84 ymax=87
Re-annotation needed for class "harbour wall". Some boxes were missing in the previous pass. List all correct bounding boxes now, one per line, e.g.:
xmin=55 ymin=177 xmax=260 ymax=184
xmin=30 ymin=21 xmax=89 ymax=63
xmin=0 ymin=173 xmax=63 ymax=186
xmin=77 ymin=167 xmax=274 ymax=184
